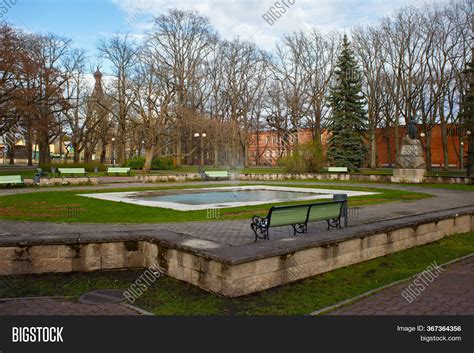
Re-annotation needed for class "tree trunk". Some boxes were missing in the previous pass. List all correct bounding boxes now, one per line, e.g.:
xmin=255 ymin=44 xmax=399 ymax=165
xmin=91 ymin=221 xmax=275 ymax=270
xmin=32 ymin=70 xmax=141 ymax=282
xmin=8 ymin=142 xmax=15 ymax=165
xmin=439 ymin=107 xmax=449 ymax=170
xmin=175 ymin=125 xmax=182 ymax=167
xmin=213 ymin=145 xmax=219 ymax=167
xmin=143 ymin=146 xmax=154 ymax=173
xmin=425 ymin=132 xmax=432 ymax=171
xmin=38 ymin=131 xmax=51 ymax=165
xmin=100 ymin=144 xmax=107 ymax=164
xmin=25 ymin=131 xmax=33 ymax=167
xmin=370 ymin=125 xmax=377 ymax=168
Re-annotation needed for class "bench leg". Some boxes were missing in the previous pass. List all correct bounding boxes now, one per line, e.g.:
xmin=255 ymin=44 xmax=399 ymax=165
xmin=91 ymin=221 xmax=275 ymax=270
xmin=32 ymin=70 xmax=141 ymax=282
xmin=291 ymin=223 xmax=307 ymax=236
xmin=251 ymin=216 xmax=269 ymax=241
xmin=326 ymin=217 xmax=341 ymax=230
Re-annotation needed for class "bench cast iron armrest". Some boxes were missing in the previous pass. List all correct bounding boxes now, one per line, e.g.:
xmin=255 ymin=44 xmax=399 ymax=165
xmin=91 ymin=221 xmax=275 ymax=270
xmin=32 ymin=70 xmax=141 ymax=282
xmin=250 ymin=215 xmax=269 ymax=241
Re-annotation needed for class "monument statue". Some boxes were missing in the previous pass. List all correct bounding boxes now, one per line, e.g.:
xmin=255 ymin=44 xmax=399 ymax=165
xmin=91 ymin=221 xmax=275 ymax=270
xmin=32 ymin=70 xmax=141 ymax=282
xmin=391 ymin=115 xmax=427 ymax=183
xmin=407 ymin=117 xmax=418 ymax=140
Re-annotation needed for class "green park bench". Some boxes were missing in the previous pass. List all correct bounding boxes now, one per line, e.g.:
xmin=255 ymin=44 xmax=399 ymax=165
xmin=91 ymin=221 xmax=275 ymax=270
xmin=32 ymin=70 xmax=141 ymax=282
xmin=201 ymin=170 xmax=230 ymax=180
xmin=106 ymin=167 xmax=131 ymax=176
xmin=250 ymin=200 xmax=346 ymax=241
xmin=0 ymin=175 xmax=24 ymax=187
xmin=58 ymin=168 xmax=87 ymax=177
xmin=327 ymin=167 xmax=348 ymax=173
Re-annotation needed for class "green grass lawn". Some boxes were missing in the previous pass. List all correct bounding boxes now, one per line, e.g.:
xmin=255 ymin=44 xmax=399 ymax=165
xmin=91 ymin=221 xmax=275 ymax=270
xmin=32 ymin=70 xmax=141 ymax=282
xmin=1 ymin=231 xmax=472 ymax=315
xmin=0 ymin=184 xmax=430 ymax=223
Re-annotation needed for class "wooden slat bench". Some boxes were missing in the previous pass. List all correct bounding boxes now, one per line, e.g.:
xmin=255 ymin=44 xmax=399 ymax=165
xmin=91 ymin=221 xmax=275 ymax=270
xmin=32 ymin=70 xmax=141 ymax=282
xmin=107 ymin=167 xmax=131 ymax=175
xmin=327 ymin=167 xmax=348 ymax=173
xmin=250 ymin=200 xmax=346 ymax=241
xmin=0 ymin=175 xmax=24 ymax=186
xmin=202 ymin=171 xmax=230 ymax=180
xmin=58 ymin=168 xmax=87 ymax=177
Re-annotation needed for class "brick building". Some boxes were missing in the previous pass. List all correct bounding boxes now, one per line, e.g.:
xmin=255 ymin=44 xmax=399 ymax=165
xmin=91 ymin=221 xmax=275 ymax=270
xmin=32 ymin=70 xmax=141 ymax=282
xmin=248 ymin=125 xmax=468 ymax=168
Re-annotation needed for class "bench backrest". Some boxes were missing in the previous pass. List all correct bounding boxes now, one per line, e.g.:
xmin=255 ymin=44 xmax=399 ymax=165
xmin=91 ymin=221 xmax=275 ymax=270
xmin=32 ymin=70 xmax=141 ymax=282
xmin=327 ymin=167 xmax=348 ymax=173
xmin=58 ymin=168 xmax=86 ymax=174
xmin=307 ymin=201 xmax=344 ymax=222
xmin=205 ymin=171 xmax=229 ymax=177
xmin=268 ymin=204 xmax=310 ymax=228
xmin=108 ymin=167 xmax=131 ymax=173
xmin=0 ymin=175 xmax=23 ymax=183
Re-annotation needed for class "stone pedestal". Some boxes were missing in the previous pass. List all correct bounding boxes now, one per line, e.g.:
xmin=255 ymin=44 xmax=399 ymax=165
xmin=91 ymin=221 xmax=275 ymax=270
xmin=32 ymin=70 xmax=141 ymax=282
xmin=391 ymin=137 xmax=427 ymax=183
xmin=391 ymin=168 xmax=426 ymax=183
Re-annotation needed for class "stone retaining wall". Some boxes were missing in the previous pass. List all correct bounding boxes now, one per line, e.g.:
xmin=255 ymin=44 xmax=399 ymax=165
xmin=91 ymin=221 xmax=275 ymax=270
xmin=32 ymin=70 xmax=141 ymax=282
xmin=0 ymin=212 xmax=472 ymax=297
xmin=17 ymin=172 xmax=472 ymax=186
xmin=23 ymin=177 xmax=100 ymax=186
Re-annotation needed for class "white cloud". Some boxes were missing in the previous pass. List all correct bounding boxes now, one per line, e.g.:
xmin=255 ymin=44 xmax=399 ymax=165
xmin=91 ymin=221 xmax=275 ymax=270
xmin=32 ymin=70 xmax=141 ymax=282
xmin=110 ymin=0 xmax=446 ymax=51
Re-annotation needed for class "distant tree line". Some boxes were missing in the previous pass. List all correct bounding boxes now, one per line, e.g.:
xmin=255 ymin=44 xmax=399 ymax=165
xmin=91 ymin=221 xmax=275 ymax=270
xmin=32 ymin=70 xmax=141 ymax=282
xmin=0 ymin=1 xmax=471 ymax=171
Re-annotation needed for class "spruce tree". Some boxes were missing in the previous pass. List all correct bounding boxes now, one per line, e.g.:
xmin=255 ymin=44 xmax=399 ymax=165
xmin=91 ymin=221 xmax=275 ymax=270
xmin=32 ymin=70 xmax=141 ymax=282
xmin=459 ymin=50 xmax=474 ymax=176
xmin=327 ymin=35 xmax=368 ymax=171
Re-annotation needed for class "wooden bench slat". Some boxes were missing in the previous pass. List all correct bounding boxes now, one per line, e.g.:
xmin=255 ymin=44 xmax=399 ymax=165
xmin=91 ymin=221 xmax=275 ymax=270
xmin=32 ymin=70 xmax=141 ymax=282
xmin=0 ymin=175 xmax=24 ymax=185
xmin=58 ymin=168 xmax=87 ymax=176
xmin=327 ymin=167 xmax=348 ymax=173
xmin=307 ymin=203 xmax=342 ymax=222
xmin=269 ymin=206 xmax=309 ymax=227
xmin=107 ymin=167 xmax=131 ymax=174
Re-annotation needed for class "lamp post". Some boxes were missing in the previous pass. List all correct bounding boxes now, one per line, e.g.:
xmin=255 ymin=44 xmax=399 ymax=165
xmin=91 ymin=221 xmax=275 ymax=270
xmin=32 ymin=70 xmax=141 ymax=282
xmin=111 ymin=138 xmax=116 ymax=167
xmin=461 ymin=130 xmax=472 ymax=172
xmin=194 ymin=132 xmax=207 ymax=167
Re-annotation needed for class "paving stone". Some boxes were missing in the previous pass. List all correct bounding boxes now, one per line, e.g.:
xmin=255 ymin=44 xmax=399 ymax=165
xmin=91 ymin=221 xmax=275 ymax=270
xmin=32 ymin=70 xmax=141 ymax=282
xmin=327 ymin=256 xmax=474 ymax=315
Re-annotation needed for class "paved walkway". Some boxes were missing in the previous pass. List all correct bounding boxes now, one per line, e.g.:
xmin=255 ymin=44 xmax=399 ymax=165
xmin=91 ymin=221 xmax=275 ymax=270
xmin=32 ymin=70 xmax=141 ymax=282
xmin=0 ymin=298 xmax=140 ymax=315
xmin=327 ymin=256 xmax=474 ymax=315
xmin=0 ymin=182 xmax=472 ymax=247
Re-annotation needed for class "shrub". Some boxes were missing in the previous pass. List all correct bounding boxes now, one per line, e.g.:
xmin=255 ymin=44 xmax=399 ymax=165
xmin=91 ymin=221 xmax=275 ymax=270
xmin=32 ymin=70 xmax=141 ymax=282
xmin=151 ymin=157 xmax=174 ymax=170
xmin=124 ymin=156 xmax=145 ymax=170
xmin=279 ymin=140 xmax=325 ymax=173
xmin=38 ymin=162 xmax=108 ymax=173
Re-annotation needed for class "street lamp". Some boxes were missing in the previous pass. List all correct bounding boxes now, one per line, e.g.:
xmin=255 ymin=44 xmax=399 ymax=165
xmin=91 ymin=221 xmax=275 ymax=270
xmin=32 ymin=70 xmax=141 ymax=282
xmin=461 ymin=130 xmax=471 ymax=172
xmin=194 ymin=133 xmax=207 ymax=167
xmin=111 ymin=138 xmax=116 ymax=167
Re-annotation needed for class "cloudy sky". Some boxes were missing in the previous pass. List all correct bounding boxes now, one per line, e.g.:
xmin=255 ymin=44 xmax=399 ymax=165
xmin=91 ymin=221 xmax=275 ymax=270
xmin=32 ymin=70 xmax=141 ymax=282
xmin=4 ymin=0 xmax=438 ymax=56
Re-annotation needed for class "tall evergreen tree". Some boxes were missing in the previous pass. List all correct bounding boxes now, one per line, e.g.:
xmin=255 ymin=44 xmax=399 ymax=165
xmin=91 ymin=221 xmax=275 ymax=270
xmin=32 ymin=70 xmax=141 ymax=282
xmin=327 ymin=35 xmax=368 ymax=170
xmin=459 ymin=50 xmax=474 ymax=177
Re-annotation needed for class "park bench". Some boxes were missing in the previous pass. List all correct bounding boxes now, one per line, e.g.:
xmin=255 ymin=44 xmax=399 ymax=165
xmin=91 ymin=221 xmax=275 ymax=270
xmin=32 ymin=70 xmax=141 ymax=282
xmin=327 ymin=167 xmax=348 ymax=173
xmin=250 ymin=200 xmax=345 ymax=241
xmin=106 ymin=167 xmax=131 ymax=176
xmin=58 ymin=168 xmax=87 ymax=177
xmin=201 ymin=170 xmax=230 ymax=180
xmin=0 ymin=175 xmax=24 ymax=187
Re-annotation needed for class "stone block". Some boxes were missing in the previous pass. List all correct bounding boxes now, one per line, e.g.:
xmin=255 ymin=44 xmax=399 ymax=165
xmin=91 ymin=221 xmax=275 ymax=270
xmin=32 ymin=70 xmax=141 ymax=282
xmin=389 ymin=228 xmax=415 ymax=242
xmin=0 ymin=247 xmax=20 ymax=261
xmin=367 ymin=233 xmax=389 ymax=247
xmin=454 ymin=215 xmax=471 ymax=228
xmin=80 ymin=244 xmax=101 ymax=258
xmin=437 ymin=218 xmax=454 ymax=230
xmin=100 ymin=243 xmax=124 ymax=257
xmin=127 ymin=252 xmax=144 ymax=268
xmin=0 ymin=261 xmax=14 ymax=275
xmin=29 ymin=245 xmax=58 ymax=259
xmin=101 ymin=255 xmax=126 ymax=269
xmin=391 ymin=168 xmax=426 ymax=183
xmin=32 ymin=258 xmax=72 ymax=273
xmin=335 ymin=238 xmax=362 ymax=255
xmin=72 ymin=256 xmax=101 ymax=272
xmin=416 ymin=222 xmax=437 ymax=236
xmin=58 ymin=245 xmax=78 ymax=258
